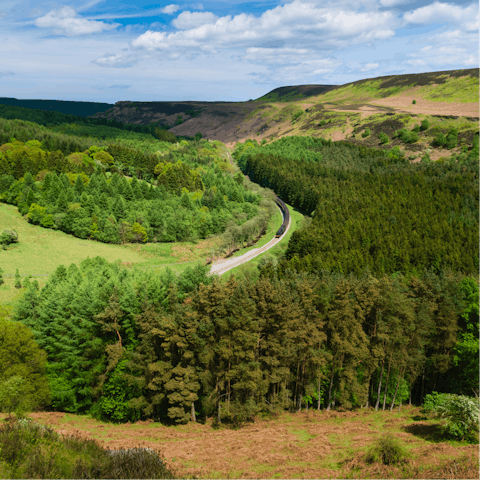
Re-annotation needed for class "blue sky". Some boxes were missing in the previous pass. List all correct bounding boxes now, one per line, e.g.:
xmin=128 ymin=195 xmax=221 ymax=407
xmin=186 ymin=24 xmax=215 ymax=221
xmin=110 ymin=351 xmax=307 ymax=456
xmin=0 ymin=0 xmax=477 ymax=103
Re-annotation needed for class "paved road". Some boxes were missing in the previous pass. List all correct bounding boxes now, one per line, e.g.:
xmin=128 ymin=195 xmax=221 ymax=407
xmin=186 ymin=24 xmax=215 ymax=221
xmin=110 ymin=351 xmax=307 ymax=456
xmin=209 ymin=199 xmax=291 ymax=276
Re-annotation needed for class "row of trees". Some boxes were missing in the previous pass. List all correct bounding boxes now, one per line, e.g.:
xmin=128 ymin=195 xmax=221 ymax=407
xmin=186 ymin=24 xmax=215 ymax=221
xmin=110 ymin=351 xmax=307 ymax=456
xmin=235 ymin=135 xmax=479 ymax=275
xmin=12 ymin=257 xmax=478 ymax=424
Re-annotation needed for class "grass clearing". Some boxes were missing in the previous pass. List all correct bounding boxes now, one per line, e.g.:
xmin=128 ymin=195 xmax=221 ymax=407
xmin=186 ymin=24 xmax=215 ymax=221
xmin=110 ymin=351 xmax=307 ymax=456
xmin=0 ymin=203 xmax=210 ymax=304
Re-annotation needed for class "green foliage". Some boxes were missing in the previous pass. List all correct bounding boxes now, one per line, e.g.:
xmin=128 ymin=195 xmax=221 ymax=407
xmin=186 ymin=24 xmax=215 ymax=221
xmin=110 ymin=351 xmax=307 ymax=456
xmin=155 ymin=128 xmax=177 ymax=143
xmin=0 ymin=318 xmax=51 ymax=418
xmin=394 ymin=128 xmax=418 ymax=143
xmin=452 ymin=277 xmax=479 ymax=396
xmin=433 ymin=132 xmax=447 ymax=147
xmin=14 ymin=269 xmax=21 ymax=289
xmin=27 ymin=203 xmax=46 ymax=225
xmin=423 ymin=392 xmax=480 ymax=441
xmin=3 ymin=162 xmax=262 ymax=244
xmin=194 ymin=132 xmax=203 ymax=141
xmin=420 ymin=119 xmax=430 ymax=131
xmin=378 ymin=132 xmax=389 ymax=144
xmin=412 ymin=99 xmax=416 ymax=104
xmin=0 ymin=229 xmax=18 ymax=245
xmin=237 ymin=135 xmax=478 ymax=276
xmin=0 ymin=376 xmax=32 ymax=419
xmin=445 ymin=127 xmax=458 ymax=149
xmin=292 ymin=111 xmax=303 ymax=122
xmin=0 ymin=267 xmax=3 ymax=286
xmin=98 ymin=360 xmax=141 ymax=422
xmin=365 ymin=435 xmax=408 ymax=466
xmin=361 ymin=128 xmax=371 ymax=138
xmin=154 ymin=161 xmax=204 ymax=195
xmin=0 ymin=419 xmax=177 ymax=479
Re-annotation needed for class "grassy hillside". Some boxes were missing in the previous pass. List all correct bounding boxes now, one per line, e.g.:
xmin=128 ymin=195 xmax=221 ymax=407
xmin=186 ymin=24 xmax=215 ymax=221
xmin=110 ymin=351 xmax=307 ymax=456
xmin=307 ymin=68 xmax=479 ymax=105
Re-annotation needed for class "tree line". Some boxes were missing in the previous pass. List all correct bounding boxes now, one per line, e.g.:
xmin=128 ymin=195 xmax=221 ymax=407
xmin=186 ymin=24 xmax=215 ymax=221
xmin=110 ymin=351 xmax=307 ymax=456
xmin=12 ymin=257 xmax=478 ymax=425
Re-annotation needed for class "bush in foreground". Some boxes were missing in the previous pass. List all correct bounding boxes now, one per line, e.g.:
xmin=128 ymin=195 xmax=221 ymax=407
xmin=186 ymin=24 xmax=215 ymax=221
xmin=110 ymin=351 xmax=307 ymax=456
xmin=0 ymin=419 xmax=177 ymax=479
xmin=365 ymin=434 xmax=408 ymax=466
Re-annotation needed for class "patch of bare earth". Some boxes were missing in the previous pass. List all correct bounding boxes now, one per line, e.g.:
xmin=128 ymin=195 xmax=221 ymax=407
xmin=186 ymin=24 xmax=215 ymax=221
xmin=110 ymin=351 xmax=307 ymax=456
xmin=28 ymin=409 xmax=478 ymax=479
xmin=370 ymin=87 xmax=479 ymax=116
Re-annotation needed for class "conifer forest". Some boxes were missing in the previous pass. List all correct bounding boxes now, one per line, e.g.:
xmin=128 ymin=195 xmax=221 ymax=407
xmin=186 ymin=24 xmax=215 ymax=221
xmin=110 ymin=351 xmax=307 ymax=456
xmin=0 ymin=103 xmax=478 ymax=431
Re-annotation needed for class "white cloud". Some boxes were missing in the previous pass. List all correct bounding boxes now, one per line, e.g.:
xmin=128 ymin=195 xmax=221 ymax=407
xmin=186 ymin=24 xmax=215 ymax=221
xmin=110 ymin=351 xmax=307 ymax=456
xmin=379 ymin=0 xmax=414 ymax=6
xmin=404 ymin=1 xmax=479 ymax=31
xmin=93 ymin=52 xmax=138 ymax=68
xmin=404 ymin=34 xmax=478 ymax=69
xmin=172 ymin=11 xmax=219 ymax=29
xmin=360 ymin=62 xmax=379 ymax=71
xmin=122 ymin=0 xmax=399 ymax=82
xmin=34 ymin=6 xmax=120 ymax=36
xmin=463 ymin=55 xmax=477 ymax=66
xmin=132 ymin=1 xmax=397 ymax=54
xmin=162 ymin=4 xmax=180 ymax=15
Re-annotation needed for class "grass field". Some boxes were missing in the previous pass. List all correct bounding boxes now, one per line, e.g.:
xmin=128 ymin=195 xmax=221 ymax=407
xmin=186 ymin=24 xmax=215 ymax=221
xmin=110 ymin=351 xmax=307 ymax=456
xmin=7 ymin=407 xmax=477 ymax=479
xmin=0 ymin=203 xmax=216 ymax=305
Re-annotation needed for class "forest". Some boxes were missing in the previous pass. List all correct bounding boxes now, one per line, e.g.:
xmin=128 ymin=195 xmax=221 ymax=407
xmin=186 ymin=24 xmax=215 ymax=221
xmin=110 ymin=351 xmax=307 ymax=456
xmin=10 ymin=258 xmax=478 ymax=425
xmin=0 ymin=105 xmax=478 ymax=433
xmin=235 ymin=135 xmax=479 ymax=276
xmin=0 ymin=116 xmax=272 ymax=246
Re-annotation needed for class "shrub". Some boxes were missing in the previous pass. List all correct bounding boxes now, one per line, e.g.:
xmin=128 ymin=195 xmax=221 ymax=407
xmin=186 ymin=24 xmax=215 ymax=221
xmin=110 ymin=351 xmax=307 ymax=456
xmin=412 ymin=99 xmax=416 ymax=104
xmin=0 ymin=267 xmax=3 ymax=286
xmin=420 ymin=119 xmax=430 ymax=131
xmin=14 ymin=269 xmax=21 ymax=289
xmin=421 ymin=153 xmax=431 ymax=163
xmin=412 ymin=124 xmax=420 ymax=133
xmin=365 ymin=434 xmax=408 ymax=466
xmin=0 ymin=229 xmax=18 ymax=245
xmin=409 ymin=131 xmax=419 ymax=143
xmin=0 ymin=419 xmax=177 ymax=479
xmin=433 ymin=133 xmax=446 ymax=147
xmin=395 ymin=128 xmax=418 ymax=144
xmin=362 ymin=128 xmax=371 ymax=138
xmin=378 ymin=132 xmax=389 ymax=144
xmin=445 ymin=127 xmax=458 ymax=149
xmin=423 ymin=393 xmax=479 ymax=441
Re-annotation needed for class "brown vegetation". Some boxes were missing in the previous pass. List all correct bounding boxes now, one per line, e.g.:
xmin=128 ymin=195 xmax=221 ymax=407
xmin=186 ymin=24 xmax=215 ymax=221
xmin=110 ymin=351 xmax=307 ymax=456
xmin=24 ymin=407 xmax=479 ymax=479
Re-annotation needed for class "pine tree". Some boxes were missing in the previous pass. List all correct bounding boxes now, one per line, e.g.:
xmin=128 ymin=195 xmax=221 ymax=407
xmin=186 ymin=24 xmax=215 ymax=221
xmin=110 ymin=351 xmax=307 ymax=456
xmin=74 ymin=174 xmax=85 ymax=195
xmin=14 ymin=269 xmax=21 ymax=289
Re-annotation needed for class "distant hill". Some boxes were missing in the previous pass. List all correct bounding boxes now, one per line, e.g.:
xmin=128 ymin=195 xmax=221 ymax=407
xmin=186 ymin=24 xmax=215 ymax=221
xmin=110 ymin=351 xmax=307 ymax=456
xmin=0 ymin=97 xmax=113 ymax=117
xmin=0 ymin=68 xmax=477 ymax=146
xmin=256 ymin=85 xmax=339 ymax=102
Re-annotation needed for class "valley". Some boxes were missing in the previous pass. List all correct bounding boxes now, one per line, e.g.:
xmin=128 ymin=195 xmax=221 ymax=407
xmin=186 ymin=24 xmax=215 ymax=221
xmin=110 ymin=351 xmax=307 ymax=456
xmin=0 ymin=67 xmax=478 ymax=479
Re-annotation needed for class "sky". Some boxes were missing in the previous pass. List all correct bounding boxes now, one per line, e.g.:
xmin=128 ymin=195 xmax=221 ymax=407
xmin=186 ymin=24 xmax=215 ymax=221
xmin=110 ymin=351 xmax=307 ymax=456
xmin=0 ymin=0 xmax=478 ymax=103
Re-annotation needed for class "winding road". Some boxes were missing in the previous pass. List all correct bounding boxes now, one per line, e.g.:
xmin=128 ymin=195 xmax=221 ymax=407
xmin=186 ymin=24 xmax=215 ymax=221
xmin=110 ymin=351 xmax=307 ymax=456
xmin=209 ymin=149 xmax=292 ymax=276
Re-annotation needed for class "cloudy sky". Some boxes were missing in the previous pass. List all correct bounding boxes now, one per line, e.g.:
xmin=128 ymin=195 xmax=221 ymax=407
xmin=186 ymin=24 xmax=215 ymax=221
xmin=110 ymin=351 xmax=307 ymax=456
xmin=0 ymin=0 xmax=478 ymax=103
